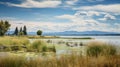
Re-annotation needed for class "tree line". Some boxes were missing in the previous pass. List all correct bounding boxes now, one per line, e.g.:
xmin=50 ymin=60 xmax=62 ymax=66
xmin=0 ymin=20 xmax=42 ymax=36
xmin=14 ymin=26 xmax=27 ymax=35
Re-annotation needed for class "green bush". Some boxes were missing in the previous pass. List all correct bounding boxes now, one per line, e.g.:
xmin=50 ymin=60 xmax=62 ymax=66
xmin=32 ymin=40 xmax=46 ymax=52
xmin=87 ymin=42 xmax=117 ymax=57
xmin=42 ymin=45 xmax=48 ymax=52
xmin=87 ymin=45 xmax=102 ymax=57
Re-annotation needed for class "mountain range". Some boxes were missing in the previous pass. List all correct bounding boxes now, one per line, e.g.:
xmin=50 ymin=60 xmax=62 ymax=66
xmin=7 ymin=31 xmax=120 ymax=36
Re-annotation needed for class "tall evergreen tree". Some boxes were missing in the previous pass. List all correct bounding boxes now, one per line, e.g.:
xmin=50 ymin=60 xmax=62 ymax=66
xmin=20 ymin=27 xmax=22 ymax=32
xmin=23 ymin=25 xmax=27 ymax=35
xmin=14 ymin=27 xmax=18 ymax=35
xmin=19 ymin=27 xmax=24 ymax=35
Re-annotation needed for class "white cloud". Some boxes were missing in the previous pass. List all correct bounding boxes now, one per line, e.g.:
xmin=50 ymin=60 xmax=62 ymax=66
xmin=104 ymin=14 xmax=116 ymax=20
xmin=8 ymin=18 xmax=120 ymax=33
xmin=87 ymin=0 xmax=104 ymax=2
xmin=55 ymin=14 xmax=75 ymax=20
xmin=0 ymin=17 xmax=17 ymax=20
xmin=1 ymin=0 xmax=61 ymax=8
xmin=75 ymin=11 xmax=100 ymax=17
xmin=54 ymin=10 xmax=120 ymax=32
xmin=99 ymin=14 xmax=116 ymax=21
xmin=65 ymin=0 xmax=78 ymax=5
xmin=73 ymin=4 xmax=120 ymax=13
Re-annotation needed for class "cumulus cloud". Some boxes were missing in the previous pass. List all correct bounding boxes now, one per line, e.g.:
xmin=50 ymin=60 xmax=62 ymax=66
xmin=99 ymin=14 xmax=116 ymax=21
xmin=55 ymin=14 xmax=75 ymax=20
xmin=73 ymin=4 xmax=120 ymax=13
xmin=54 ymin=10 xmax=120 ymax=32
xmin=75 ymin=11 xmax=100 ymax=17
xmin=9 ymin=19 xmax=120 ymax=33
xmin=0 ymin=0 xmax=61 ymax=8
xmin=65 ymin=0 xmax=78 ymax=5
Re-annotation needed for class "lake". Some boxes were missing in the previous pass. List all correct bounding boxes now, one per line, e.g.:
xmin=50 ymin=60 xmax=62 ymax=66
xmin=60 ymin=36 xmax=120 ymax=45
xmin=29 ymin=36 xmax=120 ymax=55
xmin=29 ymin=36 xmax=120 ymax=46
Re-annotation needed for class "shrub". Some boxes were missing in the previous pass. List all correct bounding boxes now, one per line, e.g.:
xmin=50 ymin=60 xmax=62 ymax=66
xmin=87 ymin=42 xmax=117 ymax=57
xmin=42 ymin=45 xmax=48 ymax=52
xmin=32 ymin=40 xmax=46 ymax=52
xmin=87 ymin=45 xmax=102 ymax=57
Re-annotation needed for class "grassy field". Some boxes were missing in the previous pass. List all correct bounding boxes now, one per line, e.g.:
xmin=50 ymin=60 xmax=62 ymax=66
xmin=0 ymin=36 xmax=120 ymax=67
xmin=0 ymin=36 xmax=56 ymax=52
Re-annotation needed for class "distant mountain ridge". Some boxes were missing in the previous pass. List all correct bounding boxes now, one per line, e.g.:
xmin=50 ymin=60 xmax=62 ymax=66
xmin=43 ymin=31 xmax=120 ymax=36
xmin=7 ymin=31 xmax=120 ymax=36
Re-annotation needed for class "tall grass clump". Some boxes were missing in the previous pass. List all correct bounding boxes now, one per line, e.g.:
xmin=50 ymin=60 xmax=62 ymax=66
xmin=87 ymin=41 xmax=117 ymax=57
xmin=31 ymin=40 xmax=56 ymax=52
xmin=0 ymin=56 xmax=25 ymax=67
xmin=31 ymin=40 xmax=46 ymax=52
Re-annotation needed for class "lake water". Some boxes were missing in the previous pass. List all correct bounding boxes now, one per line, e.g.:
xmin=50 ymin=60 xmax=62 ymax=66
xmin=29 ymin=36 xmax=120 ymax=55
xmin=60 ymin=36 xmax=120 ymax=45
xmin=29 ymin=36 xmax=120 ymax=45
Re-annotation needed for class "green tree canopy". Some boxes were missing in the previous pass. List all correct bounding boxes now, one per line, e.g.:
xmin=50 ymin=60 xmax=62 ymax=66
xmin=37 ymin=30 xmax=42 ymax=36
xmin=0 ymin=20 xmax=11 ymax=36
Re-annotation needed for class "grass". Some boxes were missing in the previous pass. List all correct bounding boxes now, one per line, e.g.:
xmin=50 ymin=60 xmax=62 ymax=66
xmin=0 ymin=36 xmax=30 ymax=51
xmin=87 ymin=41 xmax=117 ymax=57
xmin=0 ymin=36 xmax=120 ymax=67
xmin=0 ymin=36 xmax=29 ymax=46
xmin=0 ymin=41 xmax=120 ymax=67
xmin=0 ymin=36 xmax=56 ymax=52
xmin=0 ymin=53 xmax=120 ymax=67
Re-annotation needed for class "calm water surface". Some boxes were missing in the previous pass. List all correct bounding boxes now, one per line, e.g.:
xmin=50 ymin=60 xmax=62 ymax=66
xmin=29 ymin=36 xmax=120 ymax=45
xmin=60 ymin=36 xmax=120 ymax=45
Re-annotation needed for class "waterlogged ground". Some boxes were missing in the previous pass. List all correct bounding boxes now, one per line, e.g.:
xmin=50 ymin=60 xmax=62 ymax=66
xmin=29 ymin=36 xmax=120 ymax=56
xmin=0 ymin=36 xmax=120 ymax=59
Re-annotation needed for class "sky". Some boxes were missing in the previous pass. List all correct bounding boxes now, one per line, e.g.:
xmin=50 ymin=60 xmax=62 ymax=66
xmin=0 ymin=0 xmax=120 ymax=33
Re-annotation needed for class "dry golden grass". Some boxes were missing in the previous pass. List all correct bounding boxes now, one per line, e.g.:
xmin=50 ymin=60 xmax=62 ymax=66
xmin=0 ymin=53 xmax=120 ymax=67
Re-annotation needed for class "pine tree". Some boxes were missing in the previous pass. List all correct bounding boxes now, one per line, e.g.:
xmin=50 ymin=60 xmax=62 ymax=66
xmin=23 ymin=25 xmax=27 ymax=35
xmin=20 ymin=27 xmax=22 ymax=32
xmin=19 ymin=27 xmax=24 ymax=35
xmin=14 ymin=27 xmax=18 ymax=35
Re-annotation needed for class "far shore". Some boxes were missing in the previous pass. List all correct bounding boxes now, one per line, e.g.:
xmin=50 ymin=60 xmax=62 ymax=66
xmin=28 ymin=35 xmax=93 ymax=39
